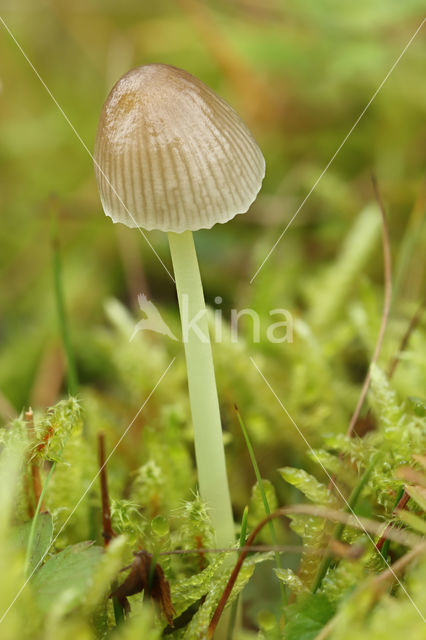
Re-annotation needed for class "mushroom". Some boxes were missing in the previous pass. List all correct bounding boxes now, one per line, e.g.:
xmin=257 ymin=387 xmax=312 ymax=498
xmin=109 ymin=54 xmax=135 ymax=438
xmin=94 ymin=64 xmax=265 ymax=547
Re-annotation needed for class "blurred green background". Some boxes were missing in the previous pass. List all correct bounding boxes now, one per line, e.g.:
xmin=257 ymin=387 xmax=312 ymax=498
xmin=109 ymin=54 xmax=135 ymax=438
xmin=0 ymin=1 xmax=425 ymax=444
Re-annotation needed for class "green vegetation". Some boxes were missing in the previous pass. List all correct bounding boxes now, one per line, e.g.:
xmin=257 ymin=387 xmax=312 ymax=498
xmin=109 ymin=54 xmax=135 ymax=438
xmin=0 ymin=2 xmax=425 ymax=639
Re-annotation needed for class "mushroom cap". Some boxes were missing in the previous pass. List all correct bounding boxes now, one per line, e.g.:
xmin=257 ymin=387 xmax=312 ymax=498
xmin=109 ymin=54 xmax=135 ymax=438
xmin=94 ymin=64 xmax=265 ymax=233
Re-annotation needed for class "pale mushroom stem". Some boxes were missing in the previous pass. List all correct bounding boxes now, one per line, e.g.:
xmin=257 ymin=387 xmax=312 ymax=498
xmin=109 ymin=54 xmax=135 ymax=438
xmin=168 ymin=230 xmax=234 ymax=548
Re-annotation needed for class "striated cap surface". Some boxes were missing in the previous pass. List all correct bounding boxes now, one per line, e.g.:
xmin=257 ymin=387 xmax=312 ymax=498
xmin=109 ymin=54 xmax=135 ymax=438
xmin=94 ymin=64 xmax=265 ymax=232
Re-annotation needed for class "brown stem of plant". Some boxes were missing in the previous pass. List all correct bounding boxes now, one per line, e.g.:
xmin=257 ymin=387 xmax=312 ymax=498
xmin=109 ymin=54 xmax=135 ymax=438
xmin=328 ymin=177 xmax=393 ymax=493
xmin=376 ymin=490 xmax=410 ymax=552
xmin=346 ymin=175 xmax=392 ymax=438
xmin=387 ymin=301 xmax=424 ymax=380
xmin=208 ymin=509 xmax=276 ymax=638
xmin=25 ymin=408 xmax=45 ymax=513
xmin=207 ymin=503 xmax=421 ymax=638
xmin=98 ymin=432 xmax=115 ymax=547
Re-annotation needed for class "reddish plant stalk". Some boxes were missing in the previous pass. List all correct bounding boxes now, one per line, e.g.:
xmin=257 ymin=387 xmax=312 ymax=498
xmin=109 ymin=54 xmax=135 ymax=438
xmin=98 ymin=432 xmax=115 ymax=546
xmin=25 ymin=408 xmax=45 ymax=512
xmin=208 ymin=502 xmax=421 ymax=637
xmin=387 ymin=301 xmax=424 ymax=380
xmin=328 ymin=177 xmax=392 ymax=492
xmin=208 ymin=510 xmax=277 ymax=638
xmin=346 ymin=175 xmax=392 ymax=438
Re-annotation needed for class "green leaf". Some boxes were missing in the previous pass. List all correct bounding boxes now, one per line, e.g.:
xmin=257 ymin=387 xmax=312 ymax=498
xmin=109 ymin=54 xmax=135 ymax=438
xmin=32 ymin=541 xmax=103 ymax=613
xmin=275 ymin=568 xmax=308 ymax=596
xmin=14 ymin=512 xmax=53 ymax=574
xmin=279 ymin=467 xmax=337 ymax=506
xmin=285 ymin=593 xmax=335 ymax=640
xmin=369 ymin=365 xmax=405 ymax=432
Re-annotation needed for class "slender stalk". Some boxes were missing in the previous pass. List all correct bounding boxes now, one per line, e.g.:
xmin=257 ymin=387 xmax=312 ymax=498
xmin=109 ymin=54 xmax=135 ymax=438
xmin=98 ymin=433 xmax=115 ymax=546
xmin=25 ymin=408 xmax=44 ymax=514
xmin=168 ymin=231 xmax=234 ymax=548
xmin=97 ymin=433 xmax=124 ymax=625
xmin=346 ymin=176 xmax=392 ymax=438
xmin=227 ymin=506 xmax=248 ymax=640
xmin=239 ymin=506 xmax=249 ymax=547
xmin=24 ymin=462 xmax=56 ymax=576
xmin=235 ymin=406 xmax=287 ymax=605
xmin=51 ymin=211 xmax=78 ymax=397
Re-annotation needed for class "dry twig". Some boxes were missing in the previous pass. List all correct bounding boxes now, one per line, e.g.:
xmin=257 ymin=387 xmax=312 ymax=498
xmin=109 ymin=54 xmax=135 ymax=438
xmin=347 ymin=175 xmax=392 ymax=437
